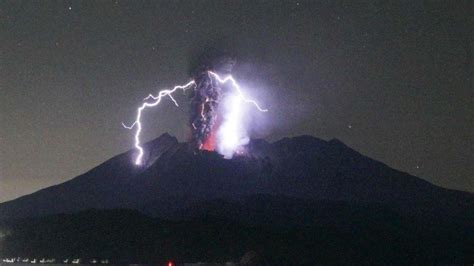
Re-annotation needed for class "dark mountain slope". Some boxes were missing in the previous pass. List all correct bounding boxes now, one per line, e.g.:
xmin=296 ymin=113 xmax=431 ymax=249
xmin=1 ymin=134 xmax=472 ymax=263
xmin=0 ymin=133 xmax=471 ymax=223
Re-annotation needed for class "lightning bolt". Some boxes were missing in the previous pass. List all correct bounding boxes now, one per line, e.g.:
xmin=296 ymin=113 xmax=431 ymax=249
xmin=123 ymin=72 xmax=267 ymax=165
xmin=122 ymin=80 xmax=196 ymax=165
xmin=208 ymin=71 xmax=268 ymax=112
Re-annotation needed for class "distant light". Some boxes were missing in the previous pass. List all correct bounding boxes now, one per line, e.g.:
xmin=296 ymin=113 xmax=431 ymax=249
xmin=167 ymin=261 xmax=174 ymax=266
xmin=68 ymin=6 xmax=72 ymax=10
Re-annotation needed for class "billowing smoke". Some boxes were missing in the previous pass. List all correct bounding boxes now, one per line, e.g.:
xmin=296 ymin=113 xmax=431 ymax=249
xmin=189 ymin=49 xmax=237 ymax=152
xmin=123 ymin=48 xmax=267 ymax=165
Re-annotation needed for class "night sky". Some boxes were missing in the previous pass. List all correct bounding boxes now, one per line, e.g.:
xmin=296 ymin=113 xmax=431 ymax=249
xmin=1 ymin=0 xmax=472 ymax=203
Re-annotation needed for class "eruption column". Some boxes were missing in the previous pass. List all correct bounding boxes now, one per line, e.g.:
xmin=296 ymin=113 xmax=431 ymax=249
xmin=123 ymin=72 xmax=267 ymax=165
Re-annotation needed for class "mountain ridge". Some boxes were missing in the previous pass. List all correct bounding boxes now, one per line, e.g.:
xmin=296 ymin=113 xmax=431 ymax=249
xmin=0 ymin=133 xmax=472 ymax=222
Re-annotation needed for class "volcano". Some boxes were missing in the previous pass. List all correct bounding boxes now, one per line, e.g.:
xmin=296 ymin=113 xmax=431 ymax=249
xmin=0 ymin=134 xmax=472 ymax=263
xmin=0 ymin=133 xmax=471 ymax=220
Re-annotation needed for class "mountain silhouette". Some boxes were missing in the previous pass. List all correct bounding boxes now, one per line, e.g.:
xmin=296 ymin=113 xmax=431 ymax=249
xmin=0 ymin=133 xmax=472 ymax=222
xmin=1 ymin=134 xmax=472 ymax=263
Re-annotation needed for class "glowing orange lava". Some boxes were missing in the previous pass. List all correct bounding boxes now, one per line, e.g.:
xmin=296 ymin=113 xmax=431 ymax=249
xmin=201 ymin=129 xmax=216 ymax=151
xmin=200 ymin=113 xmax=222 ymax=151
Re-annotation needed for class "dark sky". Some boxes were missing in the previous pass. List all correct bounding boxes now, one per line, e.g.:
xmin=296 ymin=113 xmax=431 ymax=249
xmin=1 ymin=0 xmax=472 ymax=203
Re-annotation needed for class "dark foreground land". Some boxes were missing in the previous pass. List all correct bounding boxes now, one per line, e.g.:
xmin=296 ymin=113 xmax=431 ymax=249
xmin=1 ymin=204 xmax=471 ymax=265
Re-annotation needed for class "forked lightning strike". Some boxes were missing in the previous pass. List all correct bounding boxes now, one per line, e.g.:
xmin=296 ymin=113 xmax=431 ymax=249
xmin=122 ymin=80 xmax=196 ymax=165
xmin=123 ymin=71 xmax=267 ymax=165
xmin=208 ymin=71 xmax=268 ymax=113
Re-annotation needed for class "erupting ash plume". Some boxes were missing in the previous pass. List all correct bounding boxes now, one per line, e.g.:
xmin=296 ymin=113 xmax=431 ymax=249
xmin=123 ymin=52 xmax=267 ymax=165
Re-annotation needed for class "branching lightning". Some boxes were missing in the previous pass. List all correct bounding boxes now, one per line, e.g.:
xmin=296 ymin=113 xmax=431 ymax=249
xmin=122 ymin=80 xmax=196 ymax=165
xmin=123 ymin=71 xmax=267 ymax=165
xmin=208 ymin=71 xmax=268 ymax=112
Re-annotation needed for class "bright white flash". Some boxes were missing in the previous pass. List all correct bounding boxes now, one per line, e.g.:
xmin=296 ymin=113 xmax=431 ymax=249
xmin=208 ymin=71 xmax=268 ymax=113
xmin=123 ymin=72 xmax=267 ymax=165
xmin=217 ymin=94 xmax=249 ymax=158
